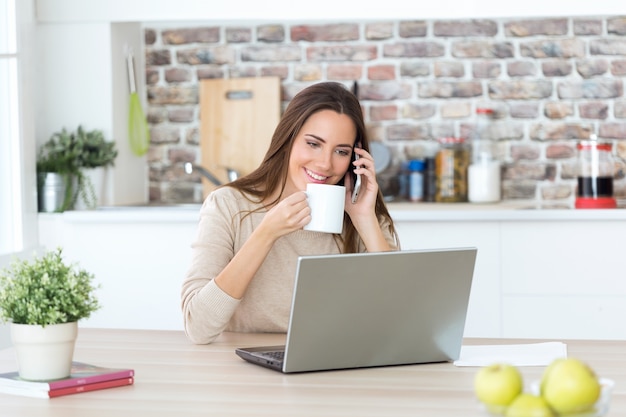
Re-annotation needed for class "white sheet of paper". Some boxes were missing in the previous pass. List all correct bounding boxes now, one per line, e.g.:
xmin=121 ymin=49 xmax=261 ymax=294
xmin=454 ymin=342 xmax=567 ymax=367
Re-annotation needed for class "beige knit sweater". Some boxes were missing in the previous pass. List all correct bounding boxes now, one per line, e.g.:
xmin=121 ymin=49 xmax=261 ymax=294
xmin=181 ymin=186 xmax=397 ymax=344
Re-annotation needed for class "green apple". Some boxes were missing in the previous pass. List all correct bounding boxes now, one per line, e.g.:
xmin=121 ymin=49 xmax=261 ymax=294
xmin=505 ymin=393 xmax=554 ymax=417
xmin=474 ymin=363 xmax=523 ymax=409
xmin=540 ymin=357 xmax=601 ymax=414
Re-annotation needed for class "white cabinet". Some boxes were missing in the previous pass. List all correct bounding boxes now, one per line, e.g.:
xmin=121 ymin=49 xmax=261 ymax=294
xmin=394 ymin=221 xmax=501 ymax=339
xmin=38 ymin=212 xmax=199 ymax=331
xmin=394 ymin=209 xmax=626 ymax=341
xmin=38 ymin=205 xmax=626 ymax=339
xmin=500 ymin=221 xmax=626 ymax=340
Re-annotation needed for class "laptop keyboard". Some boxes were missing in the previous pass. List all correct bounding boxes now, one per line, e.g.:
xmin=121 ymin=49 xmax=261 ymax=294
xmin=263 ymin=350 xmax=284 ymax=361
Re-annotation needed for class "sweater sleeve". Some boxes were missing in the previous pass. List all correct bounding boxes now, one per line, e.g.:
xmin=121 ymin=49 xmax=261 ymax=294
xmin=181 ymin=188 xmax=243 ymax=344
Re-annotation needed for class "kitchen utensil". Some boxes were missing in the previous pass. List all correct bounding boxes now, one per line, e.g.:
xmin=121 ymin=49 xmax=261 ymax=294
xmin=126 ymin=52 xmax=150 ymax=156
xmin=575 ymin=137 xmax=616 ymax=209
xmin=370 ymin=142 xmax=391 ymax=173
xmin=199 ymin=77 xmax=281 ymax=196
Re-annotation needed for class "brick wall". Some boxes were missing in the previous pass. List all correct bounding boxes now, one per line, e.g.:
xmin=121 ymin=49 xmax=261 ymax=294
xmin=144 ymin=17 xmax=626 ymax=206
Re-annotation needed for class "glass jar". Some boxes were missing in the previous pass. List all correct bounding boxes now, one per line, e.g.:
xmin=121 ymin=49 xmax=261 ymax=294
xmin=469 ymin=108 xmax=501 ymax=203
xmin=435 ymin=137 xmax=470 ymax=202
xmin=468 ymin=152 xmax=501 ymax=203
xmin=575 ymin=139 xmax=616 ymax=209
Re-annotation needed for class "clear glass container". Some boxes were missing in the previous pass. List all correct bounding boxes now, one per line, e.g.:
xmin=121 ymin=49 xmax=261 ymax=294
xmin=575 ymin=138 xmax=616 ymax=209
xmin=435 ymin=137 xmax=470 ymax=202
xmin=469 ymin=108 xmax=501 ymax=203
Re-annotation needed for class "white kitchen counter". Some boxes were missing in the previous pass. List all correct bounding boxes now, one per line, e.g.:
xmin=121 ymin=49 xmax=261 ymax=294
xmin=40 ymin=202 xmax=626 ymax=224
xmin=37 ymin=202 xmax=626 ymax=339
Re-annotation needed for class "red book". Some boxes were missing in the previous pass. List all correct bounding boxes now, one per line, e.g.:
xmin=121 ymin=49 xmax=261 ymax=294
xmin=0 ymin=377 xmax=134 ymax=398
xmin=0 ymin=362 xmax=135 ymax=398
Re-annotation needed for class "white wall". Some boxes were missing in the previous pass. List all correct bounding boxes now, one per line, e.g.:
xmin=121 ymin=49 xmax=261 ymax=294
xmin=0 ymin=324 xmax=9 ymax=350
xmin=34 ymin=0 xmax=626 ymax=22
xmin=0 ymin=247 xmax=45 ymax=349
xmin=27 ymin=0 xmax=626 ymax=212
xmin=35 ymin=22 xmax=147 ymax=205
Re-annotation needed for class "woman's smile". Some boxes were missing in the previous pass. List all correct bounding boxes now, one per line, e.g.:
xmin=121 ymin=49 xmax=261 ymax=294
xmin=304 ymin=168 xmax=329 ymax=183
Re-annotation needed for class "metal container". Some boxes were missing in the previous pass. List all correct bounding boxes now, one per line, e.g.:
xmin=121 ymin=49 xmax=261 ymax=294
xmin=38 ymin=172 xmax=69 ymax=212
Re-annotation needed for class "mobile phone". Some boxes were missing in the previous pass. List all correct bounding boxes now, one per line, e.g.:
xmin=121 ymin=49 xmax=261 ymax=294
xmin=351 ymin=152 xmax=361 ymax=204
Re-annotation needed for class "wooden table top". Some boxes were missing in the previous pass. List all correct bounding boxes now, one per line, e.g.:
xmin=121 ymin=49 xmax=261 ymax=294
xmin=0 ymin=328 xmax=624 ymax=416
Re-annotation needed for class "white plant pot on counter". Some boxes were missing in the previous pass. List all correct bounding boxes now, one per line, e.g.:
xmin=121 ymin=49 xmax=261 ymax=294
xmin=11 ymin=322 xmax=78 ymax=381
xmin=73 ymin=168 xmax=106 ymax=211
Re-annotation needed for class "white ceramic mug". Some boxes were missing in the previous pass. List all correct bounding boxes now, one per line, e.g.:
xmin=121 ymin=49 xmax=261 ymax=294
xmin=304 ymin=184 xmax=346 ymax=234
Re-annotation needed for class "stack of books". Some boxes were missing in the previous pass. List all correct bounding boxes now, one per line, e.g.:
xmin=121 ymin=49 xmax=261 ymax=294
xmin=0 ymin=362 xmax=134 ymax=398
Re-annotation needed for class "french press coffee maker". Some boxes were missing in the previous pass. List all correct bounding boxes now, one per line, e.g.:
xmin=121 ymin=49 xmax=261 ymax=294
xmin=575 ymin=137 xmax=617 ymax=209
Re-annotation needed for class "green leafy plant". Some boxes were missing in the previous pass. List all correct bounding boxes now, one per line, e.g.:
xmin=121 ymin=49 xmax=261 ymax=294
xmin=75 ymin=126 xmax=118 ymax=169
xmin=36 ymin=128 xmax=81 ymax=174
xmin=36 ymin=126 xmax=118 ymax=210
xmin=0 ymin=248 xmax=101 ymax=326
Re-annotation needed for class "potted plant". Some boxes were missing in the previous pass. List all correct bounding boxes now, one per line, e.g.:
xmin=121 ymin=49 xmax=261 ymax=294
xmin=36 ymin=128 xmax=80 ymax=212
xmin=0 ymin=248 xmax=100 ymax=381
xmin=36 ymin=126 xmax=118 ymax=212
xmin=73 ymin=126 xmax=118 ymax=210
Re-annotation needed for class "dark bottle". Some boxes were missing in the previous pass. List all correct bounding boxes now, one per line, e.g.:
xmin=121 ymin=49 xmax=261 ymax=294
xmin=423 ymin=157 xmax=437 ymax=202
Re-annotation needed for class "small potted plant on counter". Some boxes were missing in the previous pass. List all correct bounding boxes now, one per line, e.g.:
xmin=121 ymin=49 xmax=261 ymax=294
xmin=0 ymin=248 xmax=101 ymax=381
xmin=36 ymin=128 xmax=80 ymax=212
xmin=36 ymin=126 xmax=118 ymax=212
xmin=73 ymin=126 xmax=118 ymax=210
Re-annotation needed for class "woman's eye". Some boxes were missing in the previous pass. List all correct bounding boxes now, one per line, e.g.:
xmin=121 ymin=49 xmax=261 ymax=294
xmin=336 ymin=149 xmax=351 ymax=157
xmin=307 ymin=141 xmax=320 ymax=148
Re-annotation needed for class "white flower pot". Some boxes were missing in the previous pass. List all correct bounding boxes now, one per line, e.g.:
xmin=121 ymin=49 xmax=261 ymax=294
xmin=10 ymin=322 xmax=78 ymax=381
xmin=74 ymin=167 xmax=105 ymax=210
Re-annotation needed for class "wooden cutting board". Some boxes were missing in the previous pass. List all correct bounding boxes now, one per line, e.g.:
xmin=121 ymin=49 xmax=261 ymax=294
xmin=199 ymin=77 xmax=281 ymax=196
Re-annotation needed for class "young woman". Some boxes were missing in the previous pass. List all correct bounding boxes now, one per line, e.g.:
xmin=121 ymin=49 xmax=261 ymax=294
xmin=181 ymin=82 xmax=400 ymax=344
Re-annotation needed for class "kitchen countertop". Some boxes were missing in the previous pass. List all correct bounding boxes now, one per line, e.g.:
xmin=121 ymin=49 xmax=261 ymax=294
xmin=38 ymin=201 xmax=626 ymax=223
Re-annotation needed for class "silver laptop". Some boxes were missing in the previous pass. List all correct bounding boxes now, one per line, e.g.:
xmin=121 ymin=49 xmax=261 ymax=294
xmin=235 ymin=247 xmax=477 ymax=373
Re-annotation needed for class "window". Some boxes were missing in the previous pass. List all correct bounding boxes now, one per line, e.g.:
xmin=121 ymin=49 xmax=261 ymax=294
xmin=0 ymin=0 xmax=23 ymax=255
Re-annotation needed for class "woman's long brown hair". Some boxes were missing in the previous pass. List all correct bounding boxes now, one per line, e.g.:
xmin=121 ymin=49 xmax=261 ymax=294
xmin=228 ymin=81 xmax=398 ymax=253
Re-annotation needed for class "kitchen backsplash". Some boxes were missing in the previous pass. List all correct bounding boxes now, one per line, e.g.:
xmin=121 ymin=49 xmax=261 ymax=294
xmin=143 ymin=16 xmax=626 ymax=206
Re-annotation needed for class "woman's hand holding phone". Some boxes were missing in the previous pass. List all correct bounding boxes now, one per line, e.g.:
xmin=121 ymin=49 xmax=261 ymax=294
xmin=344 ymin=145 xmax=389 ymax=251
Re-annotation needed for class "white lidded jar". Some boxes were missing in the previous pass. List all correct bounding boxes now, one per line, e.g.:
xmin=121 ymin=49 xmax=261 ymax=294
xmin=468 ymin=108 xmax=501 ymax=203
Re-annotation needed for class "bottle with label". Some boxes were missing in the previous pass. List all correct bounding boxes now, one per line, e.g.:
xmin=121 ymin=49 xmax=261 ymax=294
xmin=435 ymin=137 xmax=470 ymax=202
xmin=468 ymin=108 xmax=501 ymax=203
xmin=407 ymin=159 xmax=424 ymax=202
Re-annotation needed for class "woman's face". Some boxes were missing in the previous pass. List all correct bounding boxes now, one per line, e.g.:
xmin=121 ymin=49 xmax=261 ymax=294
xmin=284 ymin=109 xmax=356 ymax=195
